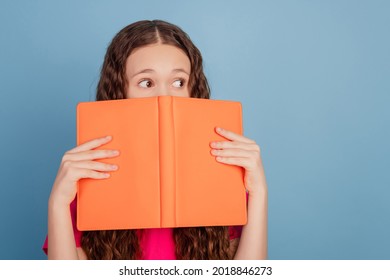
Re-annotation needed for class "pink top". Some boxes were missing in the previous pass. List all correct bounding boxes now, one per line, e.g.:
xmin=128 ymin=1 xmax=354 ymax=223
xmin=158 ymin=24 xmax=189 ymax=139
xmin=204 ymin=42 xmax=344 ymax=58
xmin=42 ymin=198 xmax=244 ymax=259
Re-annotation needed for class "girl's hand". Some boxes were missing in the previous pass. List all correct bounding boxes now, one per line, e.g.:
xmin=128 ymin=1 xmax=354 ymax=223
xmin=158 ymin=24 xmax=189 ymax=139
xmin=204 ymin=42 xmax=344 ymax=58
xmin=210 ymin=127 xmax=267 ymax=195
xmin=49 ymin=136 xmax=120 ymax=206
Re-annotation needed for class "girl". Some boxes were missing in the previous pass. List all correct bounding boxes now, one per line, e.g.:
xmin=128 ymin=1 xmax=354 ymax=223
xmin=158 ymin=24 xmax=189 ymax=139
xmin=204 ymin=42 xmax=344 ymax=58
xmin=43 ymin=20 xmax=268 ymax=260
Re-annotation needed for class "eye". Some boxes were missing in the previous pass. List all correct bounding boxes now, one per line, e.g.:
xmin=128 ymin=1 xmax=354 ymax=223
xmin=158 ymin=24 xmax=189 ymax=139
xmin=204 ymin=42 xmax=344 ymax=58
xmin=172 ymin=79 xmax=185 ymax=88
xmin=138 ymin=79 xmax=153 ymax=88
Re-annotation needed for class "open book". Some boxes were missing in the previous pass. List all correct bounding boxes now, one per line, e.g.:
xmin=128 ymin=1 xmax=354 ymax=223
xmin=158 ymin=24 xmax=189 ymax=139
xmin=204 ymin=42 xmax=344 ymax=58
xmin=76 ymin=96 xmax=247 ymax=230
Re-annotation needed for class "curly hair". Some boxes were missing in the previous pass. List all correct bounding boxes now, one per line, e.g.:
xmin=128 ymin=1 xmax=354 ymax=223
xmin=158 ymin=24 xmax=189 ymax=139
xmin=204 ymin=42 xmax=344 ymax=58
xmin=95 ymin=20 xmax=210 ymax=100
xmin=81 ymin=20 xmax=232 ymax=260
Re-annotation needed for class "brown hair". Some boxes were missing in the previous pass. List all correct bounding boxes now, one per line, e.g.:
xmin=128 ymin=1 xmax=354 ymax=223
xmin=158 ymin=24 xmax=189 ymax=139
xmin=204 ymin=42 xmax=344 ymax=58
xmin=81 ymin=20 xmax=232 ymax=260
xmin=95 ymin=20 xmax=210 ymax=100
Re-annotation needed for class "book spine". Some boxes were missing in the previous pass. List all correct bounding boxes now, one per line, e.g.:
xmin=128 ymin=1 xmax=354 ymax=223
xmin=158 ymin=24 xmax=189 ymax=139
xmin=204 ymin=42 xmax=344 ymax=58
xmin=158 ymin=96 xmax=176 ymax=227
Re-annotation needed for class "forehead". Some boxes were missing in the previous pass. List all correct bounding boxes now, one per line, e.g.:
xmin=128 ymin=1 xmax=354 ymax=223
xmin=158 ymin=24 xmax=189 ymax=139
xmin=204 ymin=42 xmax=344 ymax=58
xmin=126 ymin=44 xmax=191 ymax=74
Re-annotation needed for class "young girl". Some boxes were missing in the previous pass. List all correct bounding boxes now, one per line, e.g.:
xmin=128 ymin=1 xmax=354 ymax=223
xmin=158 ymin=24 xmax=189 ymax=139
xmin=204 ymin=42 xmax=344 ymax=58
xmin=43 ymin=20 xmax=268 ymax=260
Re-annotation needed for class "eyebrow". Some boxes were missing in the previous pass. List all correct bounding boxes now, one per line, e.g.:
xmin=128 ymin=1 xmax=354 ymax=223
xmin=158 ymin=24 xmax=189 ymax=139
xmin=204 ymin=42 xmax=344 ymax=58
xmin=172 ymin=68 xmax=190 ymax=76
xmin=131 ymin=68 xmax=190 ymax=78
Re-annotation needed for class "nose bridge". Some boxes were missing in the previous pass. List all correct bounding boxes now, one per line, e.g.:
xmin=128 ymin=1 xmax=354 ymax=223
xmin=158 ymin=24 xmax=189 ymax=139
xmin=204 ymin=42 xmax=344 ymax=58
xmin=156 ymin=82 xmax=170 ymax=96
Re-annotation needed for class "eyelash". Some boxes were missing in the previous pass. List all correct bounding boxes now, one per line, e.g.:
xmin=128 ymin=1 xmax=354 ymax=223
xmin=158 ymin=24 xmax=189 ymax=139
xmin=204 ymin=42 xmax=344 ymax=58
xmin=137 ymin=78 xmax=187 ymax=88
xmin=138 ymin=79 xmax=153 ymax=88
xmin=172 ymin=79 xmax=186 ymax=88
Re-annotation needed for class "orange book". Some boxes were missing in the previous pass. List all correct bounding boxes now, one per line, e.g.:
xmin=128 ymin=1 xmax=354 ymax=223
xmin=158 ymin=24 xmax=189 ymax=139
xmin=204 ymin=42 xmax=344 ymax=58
xmin=76 ymin=96 xmax=247 ymax=231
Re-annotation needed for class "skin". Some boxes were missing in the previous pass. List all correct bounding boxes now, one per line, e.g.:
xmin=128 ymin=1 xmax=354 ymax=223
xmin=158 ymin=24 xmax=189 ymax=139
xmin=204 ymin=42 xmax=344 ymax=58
xmin=48 ymin=43 xmax=267 ymax=259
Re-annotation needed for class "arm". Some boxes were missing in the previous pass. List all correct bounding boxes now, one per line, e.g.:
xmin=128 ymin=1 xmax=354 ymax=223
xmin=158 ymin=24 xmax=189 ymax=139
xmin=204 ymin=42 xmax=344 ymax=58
xmin=47 ymin=199 xmax=85 ymax=259
xmin=47 ymin=135 xmax=118 ymax=260
xmin=211 ymin=126 xmax=268 ymax=260
xmin=233 ymin=189 xmax=267 ymax=259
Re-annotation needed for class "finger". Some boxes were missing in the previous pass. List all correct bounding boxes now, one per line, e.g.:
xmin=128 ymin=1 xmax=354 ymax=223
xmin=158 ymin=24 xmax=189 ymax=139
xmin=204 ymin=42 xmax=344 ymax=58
xmin=71 ymin=160 xmax=119 ymax=172
xmin=76 ymin=168 xmax=111 ymax=180
xmin=211 ymin=148 xmax=253 ymax=158
xmin=215 ymin=127 xmax=255 ymax=144
xmin=210 ymin=140 xmax=260 ymax=152
xmin=64 ymin=149 xmax=120 ymax=162
xmin=68 ymin=135 xmax=113 ymax=154
xmin=215 ymin=156 xmax=252 ymax=169
xmin=64 ymin=164 xmax=112 ymax=181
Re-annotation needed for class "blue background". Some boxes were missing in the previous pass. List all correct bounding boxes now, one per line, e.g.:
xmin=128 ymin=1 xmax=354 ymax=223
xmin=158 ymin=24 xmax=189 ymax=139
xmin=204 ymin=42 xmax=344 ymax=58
xmin=0 ymin=0 xmax=389 ymax=260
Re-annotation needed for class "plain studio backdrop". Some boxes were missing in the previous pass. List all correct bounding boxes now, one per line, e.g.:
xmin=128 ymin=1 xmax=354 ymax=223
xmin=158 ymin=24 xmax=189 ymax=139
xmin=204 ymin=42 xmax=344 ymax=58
xmin=0 ymin=0 xmax=389 ymax=260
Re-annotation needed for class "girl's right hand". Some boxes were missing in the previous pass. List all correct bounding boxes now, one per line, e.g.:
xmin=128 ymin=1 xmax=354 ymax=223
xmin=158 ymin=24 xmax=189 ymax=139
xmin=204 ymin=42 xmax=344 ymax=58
xmin=48 ymin=135 xmax=120 ymax=206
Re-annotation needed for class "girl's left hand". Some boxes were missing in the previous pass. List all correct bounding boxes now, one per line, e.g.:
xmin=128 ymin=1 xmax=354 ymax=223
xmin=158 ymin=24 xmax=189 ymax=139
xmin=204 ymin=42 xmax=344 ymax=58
xmin=210 ymin=127 xmax=268 ymax=194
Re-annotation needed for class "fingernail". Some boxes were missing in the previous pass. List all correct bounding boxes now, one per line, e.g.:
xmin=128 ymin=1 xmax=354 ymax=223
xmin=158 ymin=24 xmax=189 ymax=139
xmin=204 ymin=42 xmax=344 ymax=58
xmin=106 ymin=135 xmax=112 ymax=140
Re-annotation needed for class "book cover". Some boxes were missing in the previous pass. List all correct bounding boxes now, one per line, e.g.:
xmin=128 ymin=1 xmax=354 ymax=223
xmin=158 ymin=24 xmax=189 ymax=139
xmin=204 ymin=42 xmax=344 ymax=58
xmin=76 ymin=96 xmax=247 ymax=230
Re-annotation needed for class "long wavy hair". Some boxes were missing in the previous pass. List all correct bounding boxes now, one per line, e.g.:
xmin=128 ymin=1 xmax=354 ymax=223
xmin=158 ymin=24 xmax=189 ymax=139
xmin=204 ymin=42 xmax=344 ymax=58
xmin=81 ymin=20 xmax=232 ymax=260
